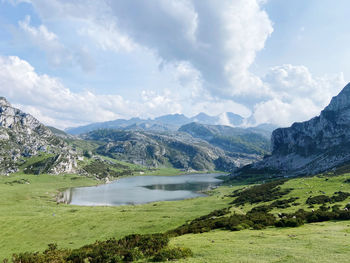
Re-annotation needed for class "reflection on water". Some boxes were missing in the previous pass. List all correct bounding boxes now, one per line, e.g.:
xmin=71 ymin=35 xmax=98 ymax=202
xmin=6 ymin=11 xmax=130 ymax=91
xmin=64 ymin=173 xmax=224 ymax=206
xmin=143 ymin=182 xmax=218 ymax=192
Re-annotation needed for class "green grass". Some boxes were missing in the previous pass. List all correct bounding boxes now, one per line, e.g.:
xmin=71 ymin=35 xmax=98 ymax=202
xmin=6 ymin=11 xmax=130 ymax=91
xmin=228 ymin=174 xmax=350 ymax=215
xmin=171 ymin=221 xmax=350 ymax=263
xmin=0 ymin=173 xmax=230 ymax=260
xmin=1 ymin=171 xmax=350 ymax=261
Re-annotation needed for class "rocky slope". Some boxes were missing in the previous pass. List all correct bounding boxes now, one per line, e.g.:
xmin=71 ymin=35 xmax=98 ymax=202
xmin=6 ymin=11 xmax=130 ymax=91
xmin=82 ymin=129 xmax=260 ymax=171
xmin=255 ymin=82 xmax=350 ymax=175
xmin=0 ymin=97 xmax=78 ymax=175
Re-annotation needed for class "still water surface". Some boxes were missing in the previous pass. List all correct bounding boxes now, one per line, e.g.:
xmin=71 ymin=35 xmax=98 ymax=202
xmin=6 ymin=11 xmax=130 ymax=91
xmin=65 ymin=173 xmax=224 ymax=206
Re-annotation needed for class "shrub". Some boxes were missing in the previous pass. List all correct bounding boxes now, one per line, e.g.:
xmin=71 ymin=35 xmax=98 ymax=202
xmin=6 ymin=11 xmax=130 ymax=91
xmin=306 ymin=192 xmax=350 ymax=205
xmin=231 ymin=180 xmax=292 ymax=206
xmin=331 ymin=191 xmax=350 ymax=202
xmin=306 ymin=195 xmax=331 ymax=205
xmin=275 ymin=217 xmax=304 ymax=228
xmin=153 ymin=247 xmax=193 ymax=262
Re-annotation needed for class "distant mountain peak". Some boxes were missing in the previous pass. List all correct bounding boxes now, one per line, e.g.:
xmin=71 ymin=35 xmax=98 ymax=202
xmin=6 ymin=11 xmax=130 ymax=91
xmin=324 ymin=82 xmax=350 ymax=112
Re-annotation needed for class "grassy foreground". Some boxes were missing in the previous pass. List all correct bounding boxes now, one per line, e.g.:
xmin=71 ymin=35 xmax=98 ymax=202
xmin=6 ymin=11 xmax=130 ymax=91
xmin=171 ymin=221 xmax=350 ymax=263
xmin=0 ymin=173 xmax=230 ymax=260
xmin=1 ymin=171 xmax=350 ymax=261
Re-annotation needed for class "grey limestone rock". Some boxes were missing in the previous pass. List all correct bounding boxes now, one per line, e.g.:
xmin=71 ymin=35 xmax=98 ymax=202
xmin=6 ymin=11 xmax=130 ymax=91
xmin=256 ymin=83 xmax=350 ymax=175
xmin=0 ymin=97 xmax=78 ymax=175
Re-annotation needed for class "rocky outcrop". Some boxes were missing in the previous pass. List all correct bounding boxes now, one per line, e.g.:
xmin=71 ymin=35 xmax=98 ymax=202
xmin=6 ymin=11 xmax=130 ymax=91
xmin=255 ymin=83 xmax=350 ymax=175
xmin=0 ymin=97 xmax=78 ymax=175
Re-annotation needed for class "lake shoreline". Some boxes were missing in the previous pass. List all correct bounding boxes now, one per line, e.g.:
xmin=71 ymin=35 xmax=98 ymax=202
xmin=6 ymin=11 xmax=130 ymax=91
xmin=61 ymin=173 xmax=227 ymax=206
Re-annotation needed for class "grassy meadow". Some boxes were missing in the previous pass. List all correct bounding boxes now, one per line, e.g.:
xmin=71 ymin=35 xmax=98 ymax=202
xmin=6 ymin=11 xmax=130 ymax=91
xmin=1 ymin=170 xmax=350 ymax=261
xmin=0 ymin=173 xmax=230 ymax=260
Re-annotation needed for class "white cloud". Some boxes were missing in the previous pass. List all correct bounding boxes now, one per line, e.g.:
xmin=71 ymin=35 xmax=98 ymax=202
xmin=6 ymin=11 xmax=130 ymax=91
xmin=252 ymin=64 xmax=346 ymax=126
xmin=18 ymin=15 xmax=95 ymax=71
xmin=3 ymin=1 xmax=348 ymax=129
xmin=24 ymin=0 xmax=273 ymax=101
xmin=18 ymin=15 xmax=70 ymax=67
xmin=0 ymin=56 xmax=188 ymax=128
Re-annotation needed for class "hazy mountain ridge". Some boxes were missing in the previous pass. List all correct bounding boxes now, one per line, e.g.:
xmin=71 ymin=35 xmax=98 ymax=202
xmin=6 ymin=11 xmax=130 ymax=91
xmin=178 ymin=122 xmax=270 ymax=155
xmin=254 ymin=82 xmax=350 ymax=175
xmin=65 ymin=112 xmax=272 ymax=135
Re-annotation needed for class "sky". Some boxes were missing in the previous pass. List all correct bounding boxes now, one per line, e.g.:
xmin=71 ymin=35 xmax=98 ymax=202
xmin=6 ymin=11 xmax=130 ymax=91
xmin=0 ymin=0 xmax=349 ymax=129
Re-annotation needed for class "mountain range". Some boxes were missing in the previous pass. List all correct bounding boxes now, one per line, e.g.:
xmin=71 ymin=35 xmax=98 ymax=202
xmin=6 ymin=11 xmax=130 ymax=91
xmin=0 ymin=97 xmax=272 ymax=175
xmin=5 ymin=82 xmax=350 ymax=177
xmin=65 ymin=112 xmax=275 ymax=135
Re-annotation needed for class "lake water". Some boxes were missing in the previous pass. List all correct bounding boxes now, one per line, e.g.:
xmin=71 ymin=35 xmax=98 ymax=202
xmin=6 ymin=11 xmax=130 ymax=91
xmin=64 ymin=173 xmax=224 ymax=206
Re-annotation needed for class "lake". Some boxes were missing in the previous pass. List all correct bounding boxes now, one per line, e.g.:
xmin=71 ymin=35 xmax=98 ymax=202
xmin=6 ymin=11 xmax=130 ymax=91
xmin=63 ymin=173 xmax=224 ymax=206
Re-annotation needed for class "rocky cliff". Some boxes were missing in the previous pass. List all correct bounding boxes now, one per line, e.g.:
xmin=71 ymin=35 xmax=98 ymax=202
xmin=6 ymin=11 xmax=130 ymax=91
xmin=255 ymin=83 xmax=350 ymax=175
xmin=0 ymin=97 xmax=78 ymax=175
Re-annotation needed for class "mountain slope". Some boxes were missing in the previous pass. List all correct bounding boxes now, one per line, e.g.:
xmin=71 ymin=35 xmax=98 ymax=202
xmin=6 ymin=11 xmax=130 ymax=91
xmin=0 ymin=97 xmax=78 ymax=175
xmin=254 ymin=82 xmax=350 ymax=175
xmin=179 ymin=122 xmax=270 ymax=155
xmin=82 ymin=129 xmax=260 ymax=171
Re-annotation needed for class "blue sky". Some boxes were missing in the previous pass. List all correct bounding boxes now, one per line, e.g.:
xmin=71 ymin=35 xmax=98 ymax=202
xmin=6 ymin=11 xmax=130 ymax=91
xmin=0 ymin=0 xmax=348 ymax=128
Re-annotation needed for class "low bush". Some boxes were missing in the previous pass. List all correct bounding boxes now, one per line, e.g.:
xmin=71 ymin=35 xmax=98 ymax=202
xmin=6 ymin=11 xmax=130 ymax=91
xmin=153 ymin=247 xmax=193 ymax=262
xmin=230 ymin=180 xmax=292 ymax=206
xmin=306 ymin=191 xmax=350 ymax=205
xmin=306 ymin=195 xmax=331 ymax=205
xmin=12 ymin=234 xmax=171 ymax=263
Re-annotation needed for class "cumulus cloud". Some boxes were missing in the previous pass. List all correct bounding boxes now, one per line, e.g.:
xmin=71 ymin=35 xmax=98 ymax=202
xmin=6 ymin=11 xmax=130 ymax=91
xmin=3 ymin=1 xmax=347 ymax=129
xmin=0 ymin=56 xmax=189 ymax=128
xmin=18 ymin=15 xmax=70 ymax=67
xmin=252 ymin=64 xmax=346 ymax=126
xmin=106 ymin=0 xmax=273 ymax=99
xmin=17 ymin=15 xmax=96 ymax=71
xmin=22 ymin=0 xmax=273 ymax=100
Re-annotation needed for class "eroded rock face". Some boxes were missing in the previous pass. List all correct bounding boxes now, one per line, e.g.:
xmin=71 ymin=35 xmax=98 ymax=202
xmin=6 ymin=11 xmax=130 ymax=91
xmin=256 ymin=83 xmax=350 ymax=175
xmin=0 ymin=97 xmax=78 ymax=175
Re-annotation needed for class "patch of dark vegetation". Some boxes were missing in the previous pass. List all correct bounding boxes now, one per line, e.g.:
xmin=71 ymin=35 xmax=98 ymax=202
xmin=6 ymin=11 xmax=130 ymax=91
xmin=306 ymin=195 xmax=331 ymax=205
xmin=194 ymin=207 xmax=231 ymax=221
xmin=306 ymin=191 xmax=350 ymax=205
xmin=167 ymin=202 xmax=350 ymax=237
xmin=4 ymin=179 xmax=30 ymax=185
xmin=11 ymin=233 xmax=191 ymax=263
xmin=344 ymin=178 xmax=350 ymax=183
xmin=82 ymin=160 xmax=134 ymax=179
xmin=276 ymin=206 xmax=350 ymax=227
xmin=153 ymin=247 xmax=193 ymax=262
xmin=167 ymin=211 xmax=277 ymax=236
xmin=250 ymin=197 xmax=300 ymax=213
xmin=23 ymin=155 xmax=58 ymax=175
xmin=269 ymin=197 xmax=299 ymax=209
xmin=230 ymin=180 xmax=292 ymax=206
xmin=225 ymin=165 xmax=283 ymax=184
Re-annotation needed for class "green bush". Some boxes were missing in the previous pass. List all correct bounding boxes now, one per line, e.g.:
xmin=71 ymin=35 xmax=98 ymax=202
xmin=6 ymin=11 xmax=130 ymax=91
xmin=153 ymin=247 xmax=193 ymax=262
xmin=231 ymin=180 xmax=292 ymax=206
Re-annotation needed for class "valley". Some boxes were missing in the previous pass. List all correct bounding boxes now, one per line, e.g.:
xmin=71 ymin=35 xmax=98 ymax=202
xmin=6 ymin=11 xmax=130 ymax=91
xmin=2 ymin=84 xmax=350 ymax=261
xmin=1 ymin=169 xmax=350 ymax=261
xmin=2 ymin=2 xmax=349 ymax=262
